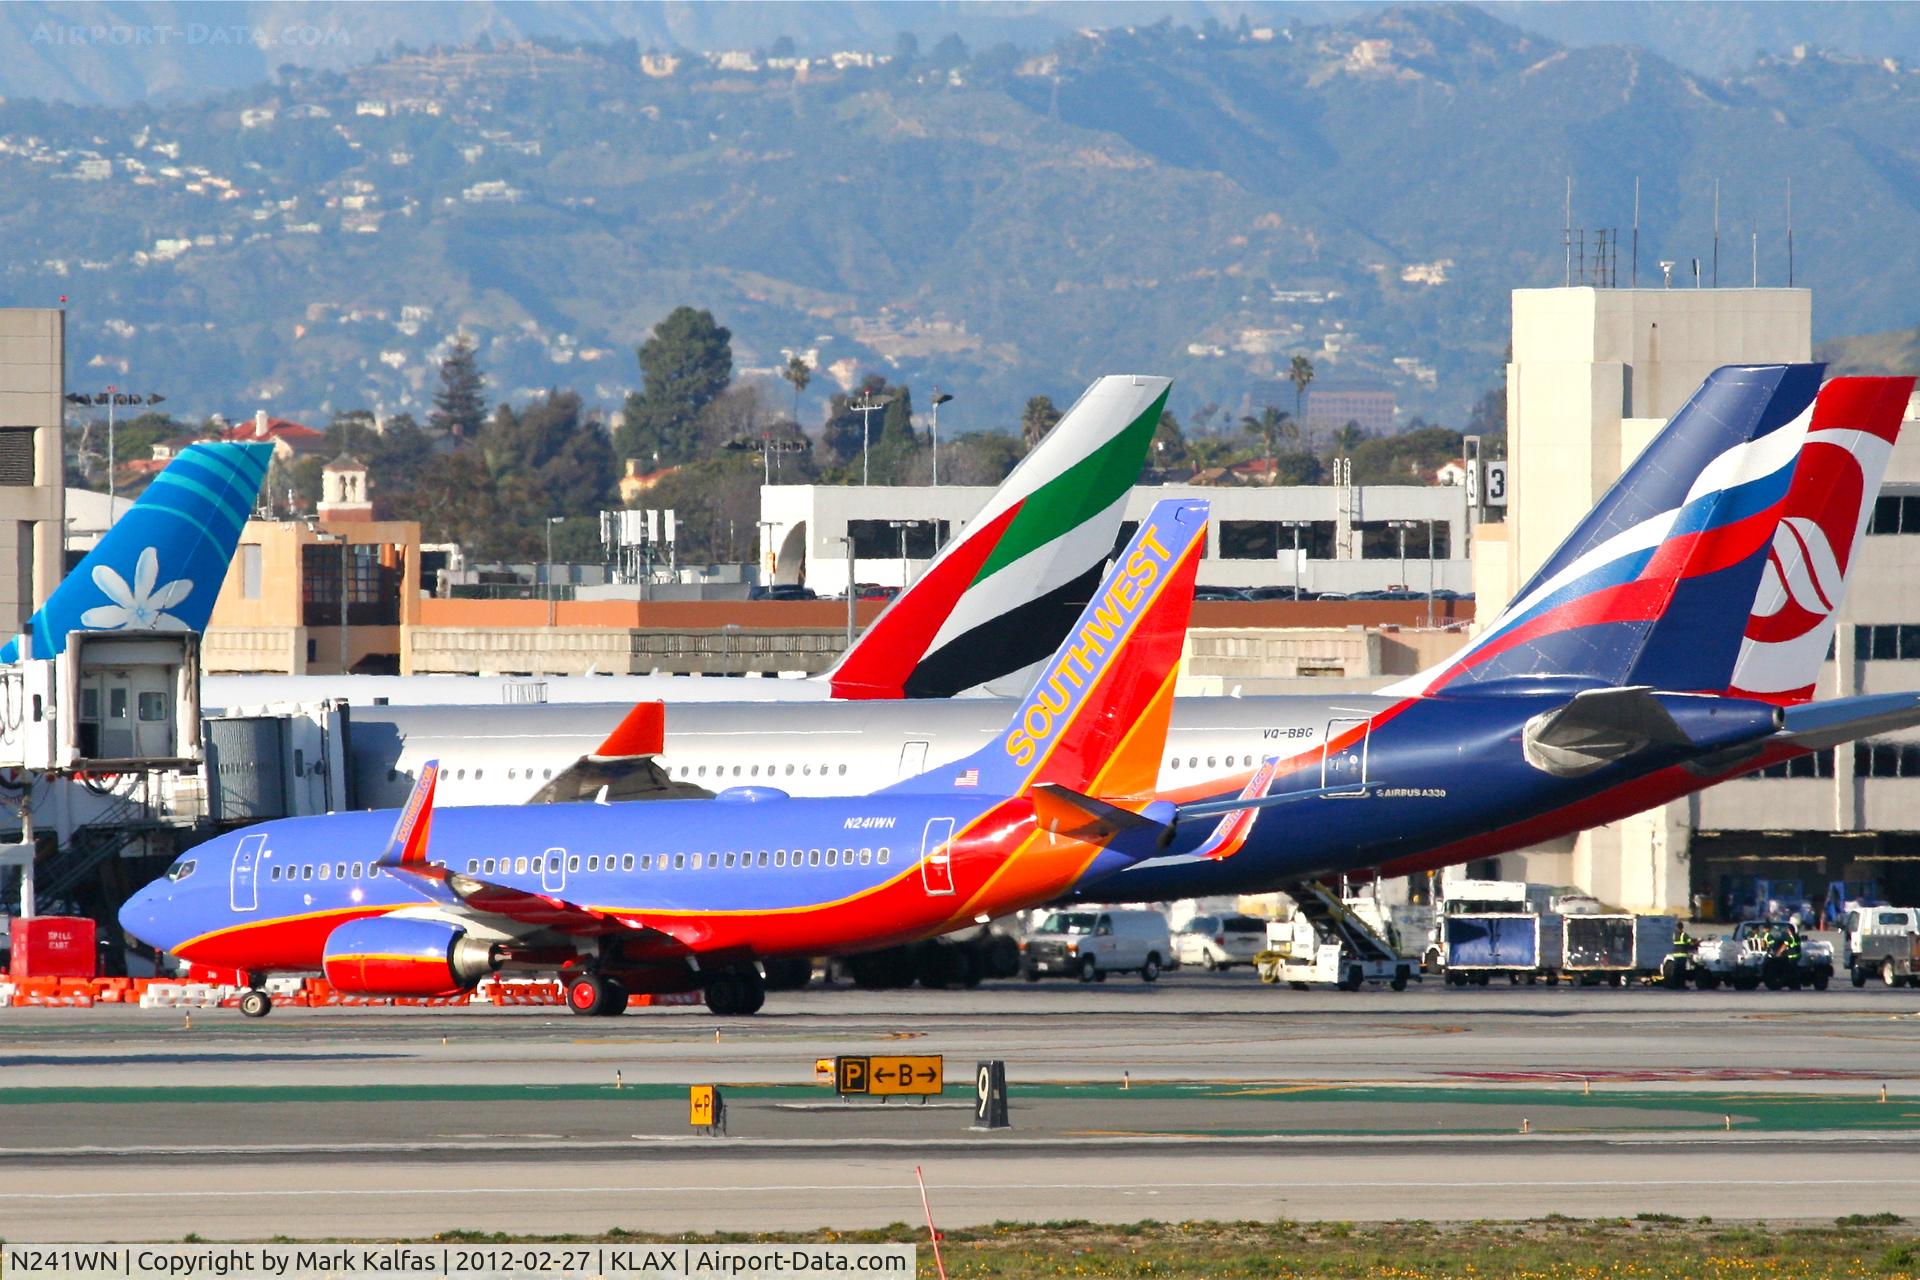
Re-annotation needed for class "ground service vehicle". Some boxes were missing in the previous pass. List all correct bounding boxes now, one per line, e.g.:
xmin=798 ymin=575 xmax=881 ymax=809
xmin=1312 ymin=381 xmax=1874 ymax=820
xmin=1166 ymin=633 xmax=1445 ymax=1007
xmin=1843 ymin=907 xmax=1920 ymax=987
xmin=1694 ymin=921 xmax=1834 ymax=990
xmin=1256 ymin=885 xmax=1410 ymax=991
xmin=1022 ymin=908 xmax=1173 ymax=983
xmin=1174 ymin=913 xmax=1265 ymax=970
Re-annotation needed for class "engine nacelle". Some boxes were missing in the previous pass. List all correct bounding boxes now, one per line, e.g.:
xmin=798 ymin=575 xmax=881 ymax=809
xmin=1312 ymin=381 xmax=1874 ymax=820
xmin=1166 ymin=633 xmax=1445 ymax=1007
xmin=322 ymin=916 xmax=502 ymax=996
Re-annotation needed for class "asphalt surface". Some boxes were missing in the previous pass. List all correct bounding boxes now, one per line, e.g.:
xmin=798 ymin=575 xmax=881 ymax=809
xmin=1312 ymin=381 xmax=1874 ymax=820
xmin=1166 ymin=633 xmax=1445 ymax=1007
xmin=5 ymin=972 xmax=1920 ymax=1239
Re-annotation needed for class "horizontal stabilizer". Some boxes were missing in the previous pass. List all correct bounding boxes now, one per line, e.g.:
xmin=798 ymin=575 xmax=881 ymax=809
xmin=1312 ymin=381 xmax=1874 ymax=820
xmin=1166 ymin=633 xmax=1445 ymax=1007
xmin=1522 ymin=687 xmax=1689 ymax=777
xmin=1030 ymin=783 xmax=1166 ymax=843
xmin=1176 ymin=781 xmax=1367 ymax=823
xmin=1779 ymin=692 xmax=1920 ymax=750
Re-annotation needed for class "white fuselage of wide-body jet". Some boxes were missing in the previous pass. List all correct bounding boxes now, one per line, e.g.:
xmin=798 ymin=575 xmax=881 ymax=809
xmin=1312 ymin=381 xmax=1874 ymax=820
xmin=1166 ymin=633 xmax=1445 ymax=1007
xmin=343 ymin=696 xmax=1376 ymax=811
xmin=203 ymin=672 xmax=834 ymax=711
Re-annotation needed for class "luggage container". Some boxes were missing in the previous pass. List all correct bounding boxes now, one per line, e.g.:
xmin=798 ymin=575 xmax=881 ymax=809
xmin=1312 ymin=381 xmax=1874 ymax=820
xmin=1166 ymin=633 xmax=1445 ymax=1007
xmin=8 ymin=916 xmax=96 ymax=979
xmin=1562 ymin=914 xmax=1679 ymax=984
xmin=1443 ymin=912 xmax=1562 ymax=985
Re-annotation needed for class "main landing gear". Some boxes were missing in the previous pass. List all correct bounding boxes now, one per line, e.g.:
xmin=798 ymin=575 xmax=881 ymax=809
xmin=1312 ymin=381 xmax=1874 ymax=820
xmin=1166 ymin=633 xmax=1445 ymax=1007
xmin=565 ymin=972 xmax=630 ymax=1016
xmin=237 ymin=989 xmax=273 ymax=1018
xmin=703 ymin=966 xmax=766 ymax=1017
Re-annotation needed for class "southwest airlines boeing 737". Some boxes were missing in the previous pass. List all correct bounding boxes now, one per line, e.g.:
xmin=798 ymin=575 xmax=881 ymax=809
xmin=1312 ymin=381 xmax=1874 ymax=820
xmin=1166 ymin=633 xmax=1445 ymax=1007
xmin=121 ymin=500 xmax=1242 ymax=1016
xmin=320 ymin=366 xmax=1920 ymax=932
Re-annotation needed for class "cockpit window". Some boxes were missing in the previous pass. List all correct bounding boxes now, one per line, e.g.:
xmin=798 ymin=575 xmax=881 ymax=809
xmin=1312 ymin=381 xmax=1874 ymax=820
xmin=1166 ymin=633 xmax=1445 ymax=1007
xmin=165 ymin=859 xmax=197 ymax=882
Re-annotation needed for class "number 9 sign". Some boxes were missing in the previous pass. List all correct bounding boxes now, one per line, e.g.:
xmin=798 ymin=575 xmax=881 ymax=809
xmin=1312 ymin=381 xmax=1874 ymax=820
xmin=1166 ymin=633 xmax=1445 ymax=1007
xmin=973 ymin=1060 xmax=1009 ymax=1130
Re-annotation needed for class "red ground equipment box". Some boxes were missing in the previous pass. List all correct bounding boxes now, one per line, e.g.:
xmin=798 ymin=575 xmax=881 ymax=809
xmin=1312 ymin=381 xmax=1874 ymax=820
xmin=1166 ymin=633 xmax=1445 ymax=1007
xmin=8 ymin=916 xmax=97 ymax=978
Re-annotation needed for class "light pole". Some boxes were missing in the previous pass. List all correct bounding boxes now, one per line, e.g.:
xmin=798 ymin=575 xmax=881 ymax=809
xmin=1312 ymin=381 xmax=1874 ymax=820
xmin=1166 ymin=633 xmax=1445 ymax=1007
xmin=64 ymin=389 xmax=164 ymax=522
xmin=1387 ymin=519 xmax=1418 ymax=597
xmin=832 ymin=533 xmax=856 ymax=648
xmin=757 ymin=519 xmax=777 ymax=584
xmin=1278 ymin=519 xmax=1309 ymax=600
xmin=850 ymin=393 xmax=889 ymax=486
xmin=929 ymin=389 xmax=953 ymax=486
xmin=545 ymin=515 xmax=564 ymax=628
xmin=888 ymin=518 xmax=927 ymax=588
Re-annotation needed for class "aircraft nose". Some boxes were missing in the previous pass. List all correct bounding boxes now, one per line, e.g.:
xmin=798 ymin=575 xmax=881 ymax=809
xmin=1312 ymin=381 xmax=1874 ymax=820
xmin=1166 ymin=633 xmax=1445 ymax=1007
xmin=118 ymin=879 xmax=177 ymax=951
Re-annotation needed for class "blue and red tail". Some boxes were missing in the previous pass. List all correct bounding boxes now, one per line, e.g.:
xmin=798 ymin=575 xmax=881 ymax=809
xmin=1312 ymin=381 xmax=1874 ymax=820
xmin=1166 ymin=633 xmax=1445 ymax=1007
xmin=1395 ymin=365 xmax=1912 ymax=700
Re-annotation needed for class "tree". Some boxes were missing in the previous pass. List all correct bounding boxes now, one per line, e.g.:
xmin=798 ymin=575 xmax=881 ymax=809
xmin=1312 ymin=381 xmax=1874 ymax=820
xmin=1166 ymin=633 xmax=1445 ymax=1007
xmin=1287 ymin=353 xmax=1315 ymax=447
xmin=481 ymin=390 xmax=618 ymax=551
xmin=1020 ymin=395 xmax=1061 ymax=450
xmin=942 ymin=431 xmax=1023 ymax=486
xmin=1239 ymin=405 xmax=1297 ymax=473
xmin=1331 ymin=420 xmax=1367 ymax=455
xmin=411 ymin=448 xmax=500 ymax=553
xmin=430 ymin=334 xmax=487 ymax=439
xmin=780 ymin=353 xmax=812 ymax=422
xmin=616 ymin=307 xmax=733 ymax=467
xmin=1149 ymin=408 xmax=1189 ymax=471
xmin=1349 ymin=425 xmax=1465 ymax=485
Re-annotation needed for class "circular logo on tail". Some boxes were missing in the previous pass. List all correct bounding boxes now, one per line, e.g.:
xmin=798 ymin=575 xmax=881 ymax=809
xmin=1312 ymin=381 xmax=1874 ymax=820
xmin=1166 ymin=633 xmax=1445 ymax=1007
xmin=1754 ymin=516 xmax=1843 ymax=621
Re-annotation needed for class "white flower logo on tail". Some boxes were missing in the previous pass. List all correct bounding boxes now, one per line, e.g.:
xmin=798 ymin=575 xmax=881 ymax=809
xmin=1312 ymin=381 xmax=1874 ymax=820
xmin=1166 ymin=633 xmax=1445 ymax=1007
xmin=80 ymin=547 xmax=193 ymax=631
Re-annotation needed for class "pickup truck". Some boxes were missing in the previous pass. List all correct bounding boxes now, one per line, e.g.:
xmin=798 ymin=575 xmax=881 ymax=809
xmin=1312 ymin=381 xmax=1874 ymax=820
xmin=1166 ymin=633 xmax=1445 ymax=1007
xmin=1844 ymin=907 xmax=1920 ymax=987
xmin=1693 ymin=920 xmax=1834 ymax=991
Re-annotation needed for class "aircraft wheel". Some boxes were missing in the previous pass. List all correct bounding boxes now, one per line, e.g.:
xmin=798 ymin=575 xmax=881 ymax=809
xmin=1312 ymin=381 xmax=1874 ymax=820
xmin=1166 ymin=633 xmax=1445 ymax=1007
xmin=238 ymin=989 xmax=272 ymax=1019
xmin=568 ymin=974 xmax=616 ymax=1017
xmin=595 ymin=977 xmax=630 ymax=1015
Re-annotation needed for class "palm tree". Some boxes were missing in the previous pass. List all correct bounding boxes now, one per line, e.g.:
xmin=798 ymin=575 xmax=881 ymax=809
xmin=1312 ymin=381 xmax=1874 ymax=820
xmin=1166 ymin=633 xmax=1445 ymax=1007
xmin=780 ymin=353 xmax=812 ymax=423
xmin=1288 ymin=354 xmax=1316 ymax=450
xmin=1239 ymin=405 xmax=1296 ymax=482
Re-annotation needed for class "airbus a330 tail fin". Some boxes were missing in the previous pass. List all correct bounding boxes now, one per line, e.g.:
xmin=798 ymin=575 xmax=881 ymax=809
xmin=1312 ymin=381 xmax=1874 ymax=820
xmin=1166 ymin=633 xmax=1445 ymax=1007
xmin=824 ymin=375 xmax=1172 ymax=699
xmin=1 ymin=441 xmax=275 ymax=663
xmin=895 ymin=497 xmax=1206 ymax=801
xmin=1392 ymin=366 xmax=1912 ymax=700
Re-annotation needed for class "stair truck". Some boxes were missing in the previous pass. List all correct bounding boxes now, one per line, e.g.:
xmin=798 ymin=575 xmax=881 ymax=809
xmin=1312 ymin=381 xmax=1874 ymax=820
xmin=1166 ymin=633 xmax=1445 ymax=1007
xmin=1256 ymin=883 xmax=1413 ymax=991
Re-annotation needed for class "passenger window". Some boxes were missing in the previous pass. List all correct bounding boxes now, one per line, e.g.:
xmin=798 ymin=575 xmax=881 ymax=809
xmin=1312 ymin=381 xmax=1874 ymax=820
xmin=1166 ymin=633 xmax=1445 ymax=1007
xmin=474 ymin=769 xmax=483 ymax=780
xmin=318 ymin=864 xmax=331 ymax=881
xmin=785 ymin=764 xmax=795 ymax=776
xmin=725 ymin=852 xmax=736 ymax=868
xmin=673 ymin=853 xmax=685 ymax=870
xmin=698 ymin=766 xmax=707 ymax=777
xmin=484 ymin=859 xmax=496 ymax=873
xmin=353 ymin=863 xmax=363 ymax=877
xmin=270 ymin=866 xmax=281 ymax=881
xmin=859 ymin=849 xmax=871 ymax=865
xmin=808 ymin=849 xmax=821 ymax=867
xmin=877 ymin=847 xmax=889 ymax=864
xmin=569 ymin=855 xmax=581 ymax=872
xmin=623 ymin=855 xmax=635 ymax=871
xmin=838 ymin=765 xmax=847 ymax=776
xmin=464 ymin=860 xmax=476 ymax=873
xmin=751 ymin=765 xmax=760 ymax=777
xmin=514 ymin=856 xmax=528 ymax=874
xmin=775 ymin=850 xmax=787 ymax=867
xmin=302 ymin=865 xmax=313 ymax=880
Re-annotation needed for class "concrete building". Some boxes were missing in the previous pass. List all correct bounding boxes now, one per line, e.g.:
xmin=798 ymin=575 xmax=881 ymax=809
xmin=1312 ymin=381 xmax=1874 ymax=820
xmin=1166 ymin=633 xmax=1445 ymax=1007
xmin=759 ymin=482 xmax=1471 ymax=598
xmin=1469 ymin=285 xmax=1920 ymax=919
xmin=204 ymin=517 xmax=422 ymax=675
xmin=0 ymin=309 xmax=67 ymax=635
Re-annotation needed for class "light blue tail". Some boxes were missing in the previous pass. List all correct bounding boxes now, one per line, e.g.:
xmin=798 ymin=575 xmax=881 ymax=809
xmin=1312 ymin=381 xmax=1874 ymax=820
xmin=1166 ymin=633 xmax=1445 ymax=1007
xmin=1 ymin=442 xmax=275 ymax=662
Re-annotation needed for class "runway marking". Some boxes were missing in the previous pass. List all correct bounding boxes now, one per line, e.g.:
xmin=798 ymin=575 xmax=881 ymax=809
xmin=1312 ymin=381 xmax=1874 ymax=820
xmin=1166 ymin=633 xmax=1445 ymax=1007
xmin=3 ymin=1177 xmax=1919 ymax=1204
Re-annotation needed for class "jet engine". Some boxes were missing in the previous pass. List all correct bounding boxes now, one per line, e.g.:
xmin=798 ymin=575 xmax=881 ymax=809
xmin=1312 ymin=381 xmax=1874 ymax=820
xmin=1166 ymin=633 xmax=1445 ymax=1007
xmin=322 ymin=916 xmax=503 ymax=996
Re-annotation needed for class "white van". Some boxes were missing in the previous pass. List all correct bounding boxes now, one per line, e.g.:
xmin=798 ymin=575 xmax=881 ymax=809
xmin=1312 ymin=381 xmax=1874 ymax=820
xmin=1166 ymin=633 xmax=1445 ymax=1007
xmin=1020 ymin=908 xmax=1172 ymax=983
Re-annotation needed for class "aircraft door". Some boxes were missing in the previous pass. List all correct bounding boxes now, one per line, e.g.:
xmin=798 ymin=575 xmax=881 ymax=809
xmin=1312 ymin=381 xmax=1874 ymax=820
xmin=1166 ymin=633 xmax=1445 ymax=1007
xmin=898 ymin=741 xmax=929 ymax=778
xmin=542 ymin=846 xmax=567 ymax=894
xmin=99 ymin=674 xmax=135 ymax=759
xmin=920 ymin=817 xmax=956 ymax=896
xmin=1320 ymin=718 xmax=1371 ymax=797
xmin=230 ymin=832 xmax=267 ymax=912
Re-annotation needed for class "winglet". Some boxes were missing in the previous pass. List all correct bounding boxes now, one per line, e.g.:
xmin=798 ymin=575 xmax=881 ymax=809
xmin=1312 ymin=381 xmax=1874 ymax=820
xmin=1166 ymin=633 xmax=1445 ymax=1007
xmin=379 ymin=759 xmax=440 ymax=870
xmin=594 ymin=701 xmax=665 ymax=759
xmin=1191 ymin=757 xmax=1283 ymax=860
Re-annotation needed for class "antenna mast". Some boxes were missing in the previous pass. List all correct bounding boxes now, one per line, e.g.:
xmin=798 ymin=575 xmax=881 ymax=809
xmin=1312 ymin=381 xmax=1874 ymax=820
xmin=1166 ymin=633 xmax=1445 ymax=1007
xmin=1632 ymin=176 xmax=1640 ymax=287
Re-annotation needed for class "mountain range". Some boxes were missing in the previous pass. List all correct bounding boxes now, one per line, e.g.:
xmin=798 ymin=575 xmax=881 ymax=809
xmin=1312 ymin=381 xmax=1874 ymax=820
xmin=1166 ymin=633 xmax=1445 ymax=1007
xmin=3 ymin=3 xmax=1919 ymax=436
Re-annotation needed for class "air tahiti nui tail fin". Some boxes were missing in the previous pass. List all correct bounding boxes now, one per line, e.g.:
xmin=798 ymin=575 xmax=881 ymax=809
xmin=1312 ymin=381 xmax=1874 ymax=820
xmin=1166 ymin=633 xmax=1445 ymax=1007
xmin=824 ymin=375 xmax=1172 ymax=700
xmin=1389 ymin=365 xmax=1912 ymax=701
xmin=1 ymin=441 xmax=275 ymax=663
xmin=893 ymin=496 xmax=1207 ymax=803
